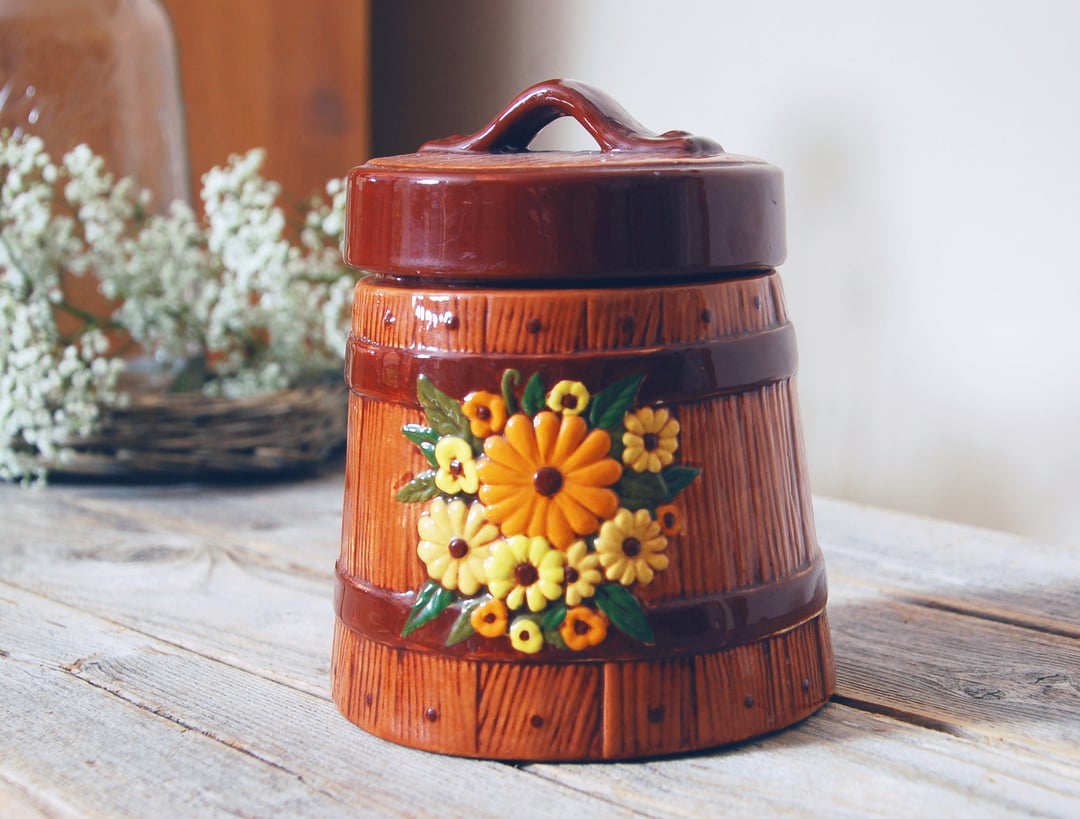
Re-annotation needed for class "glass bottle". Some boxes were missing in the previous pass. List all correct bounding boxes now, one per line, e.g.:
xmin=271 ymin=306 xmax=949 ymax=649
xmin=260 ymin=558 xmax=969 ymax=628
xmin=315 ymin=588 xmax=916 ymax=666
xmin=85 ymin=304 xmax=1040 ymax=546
xmin=0 ymin=0 xmax=190 ymax=210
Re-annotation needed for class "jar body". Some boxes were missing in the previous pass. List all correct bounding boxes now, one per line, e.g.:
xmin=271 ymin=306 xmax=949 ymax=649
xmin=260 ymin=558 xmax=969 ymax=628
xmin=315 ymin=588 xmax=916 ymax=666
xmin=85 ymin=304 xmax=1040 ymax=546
xmin=333 ymin=271 xmax=835 ymax=760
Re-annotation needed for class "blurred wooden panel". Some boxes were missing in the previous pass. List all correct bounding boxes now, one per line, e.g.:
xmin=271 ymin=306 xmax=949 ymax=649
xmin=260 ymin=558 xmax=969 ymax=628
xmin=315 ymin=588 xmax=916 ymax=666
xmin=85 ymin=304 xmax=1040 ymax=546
xmin=160 ymin=0 xmax=370 ymax=203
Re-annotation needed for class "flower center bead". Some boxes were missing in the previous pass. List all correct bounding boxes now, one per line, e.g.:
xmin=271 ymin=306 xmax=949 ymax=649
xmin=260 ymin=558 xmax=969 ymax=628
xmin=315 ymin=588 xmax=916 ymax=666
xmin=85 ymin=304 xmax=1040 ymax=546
xmin=561 ymin=394 xmax=578 ymax=410
xmin=447 ymin=537 xmax=469 ymax=559
xmin=643 ymin=433 xmax=660 ymax=451
xmin=483 ymin=612 xmax=497 ymax=624
xmin=564 ymin=566 xmax=580 ymax=583
xmin=532 ymin=466 xmax=563 ymax=497
xmin=574 ymin=619 xmax=590 ymax=636
xmin=515 ymin=562 xmax=539 ymax=586
xmin=622 ymin=537 xmax=642 ymax=557
xmin=663 ymin=512 xmax=676 ymax=529
xmin=449 ymin=458 xmax=464 ymax=476
xmin=476 ymin=405 xmax=491 ymax=420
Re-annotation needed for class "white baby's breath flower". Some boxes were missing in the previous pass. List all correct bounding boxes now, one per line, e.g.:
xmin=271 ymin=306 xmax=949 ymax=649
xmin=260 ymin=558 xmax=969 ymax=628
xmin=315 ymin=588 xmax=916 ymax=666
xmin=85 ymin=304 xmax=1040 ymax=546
xmin=1 ymin=132 xmax=356 ymax=481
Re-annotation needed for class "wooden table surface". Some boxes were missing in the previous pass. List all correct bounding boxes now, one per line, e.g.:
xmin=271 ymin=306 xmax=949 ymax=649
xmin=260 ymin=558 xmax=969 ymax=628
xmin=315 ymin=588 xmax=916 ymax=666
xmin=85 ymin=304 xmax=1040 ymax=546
xmin=2 ymin=466 xmax=1077 ymax=817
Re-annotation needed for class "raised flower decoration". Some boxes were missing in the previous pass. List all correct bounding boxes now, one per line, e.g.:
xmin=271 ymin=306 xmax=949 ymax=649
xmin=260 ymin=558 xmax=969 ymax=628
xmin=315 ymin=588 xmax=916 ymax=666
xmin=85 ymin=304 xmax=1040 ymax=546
xmin=396 ymin=368 xmax=700 ymax=654
xmin=477 ymin=411 xmax=621 ymax=549
xmin=416 ymin=498 xmax=498 ymax=596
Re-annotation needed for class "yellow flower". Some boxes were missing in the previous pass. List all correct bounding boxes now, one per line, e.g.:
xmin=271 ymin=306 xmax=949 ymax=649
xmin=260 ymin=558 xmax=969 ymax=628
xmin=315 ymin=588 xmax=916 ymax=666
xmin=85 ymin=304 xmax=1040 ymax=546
xmin=559 ymin=607 xmax=608 ymax=651
xmin=434 ymin=436 xmax=479 ymax=495
xmin=477 ymin=411 xmax=621 ymax=549
xmin=509 ymin=616 xmax=544 ymax=654
xmin=563 ymin=540 xmax=602 ymax=606
xmin=463 ymin=391 xmax=507 ymax=437
xmin=545 ymin=380 xmax=590 ymax=415
xmin=656 ymin=503 xmax=682 ymax=536
xmin=485 ymin=534 xmax=565 ymax=612
xmin=416 ymin=498 xmax=498 ymax=595
xmin=622 ymin=407 xmax=680 ymax=473
xmin=596 ymin=508 xmax=669 ymax=586
xmin=469 ymin=598 xmax=508 ymax=637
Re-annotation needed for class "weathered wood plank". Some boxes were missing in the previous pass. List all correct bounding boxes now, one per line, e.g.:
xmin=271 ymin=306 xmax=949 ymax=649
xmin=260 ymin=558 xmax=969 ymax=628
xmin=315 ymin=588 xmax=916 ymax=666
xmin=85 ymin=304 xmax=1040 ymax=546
xmin=0 ymin=487 xmax=336 ymax=697
xmin=525 ymin=702 xmax=1080 ymax=818
xmin=3 ymin=480 xmax=1078 ymax=816
xmin=816 ymin=497 xmax=1080 ymax=635
xmin=0 ymin=772 xmax=81 ymax=819
xmin=4 ymin=483 xmax=1078 ymax=759
xmin=827 ymin=587 xmax=1080 ymax=756
xmin=0 ymin=583 xmax=635 ymax=817
xmin=2 ymin=641 xmax=363 ymax=816
xmin=4 ymin=566 xmax=1075 ymax=819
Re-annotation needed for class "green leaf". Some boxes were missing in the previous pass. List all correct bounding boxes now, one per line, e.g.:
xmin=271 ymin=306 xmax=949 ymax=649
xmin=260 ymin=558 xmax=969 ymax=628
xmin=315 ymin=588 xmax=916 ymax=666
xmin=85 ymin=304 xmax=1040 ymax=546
xmin=417 ymin=442 xmax=438 ymax=467
xmin=588 ymin=373 xmax=645 ymax=430
xmin=417 ymin=375 xmax=476 ymax=446
xmin=395 ymin=469 xmax=439 ymax=503
xmin=541 ymin=599 xmax=568 ymax=630
xmin=500 ymin=369 xmax=521 ymax=416
xmin=402 ymin=424 xmax=439 ymax=446
xmin=607 ymin=422 xmax=626 ymax=463
xmin=595 ymin=584 xmax=654 ymax=644
xmin=445 ymin=596 xmax=487 ymax=646
xmin=521 ymin=372 xmax=546 ymax=416
xmin=615 ymin=469 xmax=668 ymax=511
xmin=401 ymin=580 xmax=455 ymax=637
xmin=543 ymin=628 xmax=568 ymax=651
xmin=402 ymin=424 xmax=439 ymax=467
xmin=661 ymin=465 xmax=701 ymax=502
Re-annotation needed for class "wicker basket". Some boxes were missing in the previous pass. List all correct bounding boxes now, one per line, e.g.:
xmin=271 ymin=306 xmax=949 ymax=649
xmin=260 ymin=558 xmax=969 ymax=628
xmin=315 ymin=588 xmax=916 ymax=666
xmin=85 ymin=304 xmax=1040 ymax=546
xmin=55 ymin=376 xmax=347 ymax=478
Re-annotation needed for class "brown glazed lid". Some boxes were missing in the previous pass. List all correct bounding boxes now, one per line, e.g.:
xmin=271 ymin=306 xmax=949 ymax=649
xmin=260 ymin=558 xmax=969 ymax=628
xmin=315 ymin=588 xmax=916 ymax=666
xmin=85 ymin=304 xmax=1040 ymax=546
xmin=344 ymin=79 xmax=785 ymax=283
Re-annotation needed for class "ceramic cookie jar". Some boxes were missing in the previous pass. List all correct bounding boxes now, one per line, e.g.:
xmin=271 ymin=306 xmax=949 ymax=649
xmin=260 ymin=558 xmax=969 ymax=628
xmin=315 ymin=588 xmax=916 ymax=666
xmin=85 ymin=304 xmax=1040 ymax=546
xmin=332 ymin=79 xmax=835 ymax=760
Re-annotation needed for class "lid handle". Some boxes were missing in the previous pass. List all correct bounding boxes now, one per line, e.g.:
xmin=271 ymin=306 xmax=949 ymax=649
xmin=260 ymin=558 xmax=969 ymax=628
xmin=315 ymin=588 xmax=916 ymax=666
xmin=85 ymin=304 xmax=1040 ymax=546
xmin=420 ymin=78 xmax=724 ymax=155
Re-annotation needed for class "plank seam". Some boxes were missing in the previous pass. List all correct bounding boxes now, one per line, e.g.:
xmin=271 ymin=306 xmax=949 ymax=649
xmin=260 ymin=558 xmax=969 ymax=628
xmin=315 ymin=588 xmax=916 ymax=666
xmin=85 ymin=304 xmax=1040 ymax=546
xmin=830 ymin=693 xmax=963 ymax=737
xmin=891 ymin=596 xmax=1080 ymax=640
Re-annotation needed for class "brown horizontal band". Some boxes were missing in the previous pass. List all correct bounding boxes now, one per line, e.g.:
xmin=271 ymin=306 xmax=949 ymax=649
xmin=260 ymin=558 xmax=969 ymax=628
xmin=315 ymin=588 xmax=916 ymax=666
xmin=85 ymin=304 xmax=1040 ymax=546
xmin=345 ymin=324 xmax=797 ymax=408
xmin=334 ymin=557 xmax=827 ymax=663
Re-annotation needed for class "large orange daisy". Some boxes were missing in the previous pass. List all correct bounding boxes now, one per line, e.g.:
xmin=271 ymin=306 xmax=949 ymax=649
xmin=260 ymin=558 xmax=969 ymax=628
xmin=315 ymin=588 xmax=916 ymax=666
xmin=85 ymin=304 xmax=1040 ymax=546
xmin=477 ymin=411 xmax=621 ymax=549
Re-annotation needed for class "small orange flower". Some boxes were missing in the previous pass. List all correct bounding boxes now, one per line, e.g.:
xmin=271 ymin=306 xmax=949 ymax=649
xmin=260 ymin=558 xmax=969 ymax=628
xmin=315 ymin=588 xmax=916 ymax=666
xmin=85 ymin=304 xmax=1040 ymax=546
xmin=463 ymin=391 xmax=507 ymax=437
xmin=559 ymin=607 xmax=609 ymax=651
xmin=470 ymin=598 xmax=508 ymax=637
xmin=656 ymin=504 xmax=682 ymax=537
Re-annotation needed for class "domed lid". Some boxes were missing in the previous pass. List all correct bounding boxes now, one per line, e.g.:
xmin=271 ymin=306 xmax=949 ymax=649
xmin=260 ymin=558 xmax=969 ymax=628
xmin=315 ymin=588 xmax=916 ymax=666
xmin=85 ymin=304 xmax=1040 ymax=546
xmin=344 ymin=79 xmax=785 ymax=283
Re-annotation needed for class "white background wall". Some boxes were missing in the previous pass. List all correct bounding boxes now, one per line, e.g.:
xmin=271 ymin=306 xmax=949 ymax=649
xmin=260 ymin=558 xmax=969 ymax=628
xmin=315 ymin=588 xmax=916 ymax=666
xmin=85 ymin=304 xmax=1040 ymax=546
xmin=372 ymin=0 xmax=1080 ymax=546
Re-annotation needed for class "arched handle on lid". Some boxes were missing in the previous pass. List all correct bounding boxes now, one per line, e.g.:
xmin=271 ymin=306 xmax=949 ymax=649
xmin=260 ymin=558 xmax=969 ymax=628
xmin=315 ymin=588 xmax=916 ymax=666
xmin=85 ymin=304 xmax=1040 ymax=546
xmin=420 ymin=78 xmax=724 ymax=155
